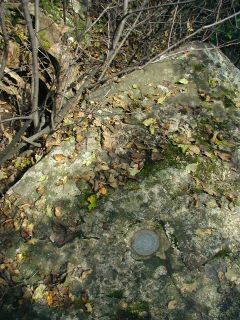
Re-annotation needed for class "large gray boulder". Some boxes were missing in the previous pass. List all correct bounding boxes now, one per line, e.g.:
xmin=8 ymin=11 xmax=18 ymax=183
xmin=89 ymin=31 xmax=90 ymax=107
xmin=1 ymin=42 xmax=240 ymax=319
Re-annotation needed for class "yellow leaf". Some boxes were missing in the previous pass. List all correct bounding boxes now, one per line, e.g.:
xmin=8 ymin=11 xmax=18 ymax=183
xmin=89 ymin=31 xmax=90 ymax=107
xmin=0 ymin=170 xmax=7 ymax=180
xmin=53 ymin=154 xmax=66 ymax=162
xmin=99 ymin=186 xmax=107 ymax=195
xmin=143 ymin=118 xmax=156 ymax=126
xmin=47 ymin=292 xmax=54 ymax=306
xmin=76 ymin=134 xmax=85 ymax=142
xmin=85 ymin=302 xmax=93 ymax=313
xmin=16 ymin=252 xmax=23 ymax=262
xmin=156 ymin=92 xmax=171 ymax=104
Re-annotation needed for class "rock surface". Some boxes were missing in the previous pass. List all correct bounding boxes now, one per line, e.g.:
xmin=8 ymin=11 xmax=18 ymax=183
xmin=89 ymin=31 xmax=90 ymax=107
xmin=1 ymin=42 xmax=240 ymax=319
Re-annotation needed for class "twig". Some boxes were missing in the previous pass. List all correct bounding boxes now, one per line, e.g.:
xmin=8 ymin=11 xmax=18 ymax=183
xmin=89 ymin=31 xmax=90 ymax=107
xmin=0 ymin=116 xmax=32 ymax=124
xmin=81 ymin=4 xmax=113 ymax=37
xmin=63 ymin=0 xmax=67 ymax=24
xmin=148 ymin=10 xmax=240 ymax=64
xmin=118 ymin=0 xmax=196 ymax=24
xmin=0 ymin=120 xmax=32 ymax=165
xmin=0 ymin=0 xmax=9 ymax=80
xmin=21 ymin=0 xmax=39 ymax=129
xmin=112 ymin=0 xmax=129 ymax=51
xmin=168 ymin=0 xmax=180 ymax=48
xmin=98 ymin=0 xmax=148 ymax=81
xmin=21 ymin=136 xmax=41 ymax=147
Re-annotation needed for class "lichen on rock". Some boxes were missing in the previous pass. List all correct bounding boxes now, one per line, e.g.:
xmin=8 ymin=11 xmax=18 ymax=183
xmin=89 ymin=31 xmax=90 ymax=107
xmin=1 ymin=42 xmax=240 ymax=319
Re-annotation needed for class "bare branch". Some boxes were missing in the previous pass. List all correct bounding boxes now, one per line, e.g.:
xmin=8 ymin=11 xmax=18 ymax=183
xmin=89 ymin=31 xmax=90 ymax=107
xmin=168 ymin=0 xmax=180 ymax=48
xmin=149 ymin=10 xmax=240 ymax=64
xmin=98 ymin=0 xmax=148 ymax=81
xmin=112 ymin=0 xmax=129 ymax=51
xmin=21 ymin=0 xmax=40 ymax=129
xmin=0 ymin=1 xmax=9 ymax=80
xmin=0 ymin=116 xmax=32 ymax=124
xmin=0 ymin=120 xmax=32 ymax=165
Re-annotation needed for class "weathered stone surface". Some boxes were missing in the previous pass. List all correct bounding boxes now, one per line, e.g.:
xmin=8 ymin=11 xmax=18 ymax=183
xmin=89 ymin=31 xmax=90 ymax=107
xmin=1 ymin=42 xmax=240 ymax=319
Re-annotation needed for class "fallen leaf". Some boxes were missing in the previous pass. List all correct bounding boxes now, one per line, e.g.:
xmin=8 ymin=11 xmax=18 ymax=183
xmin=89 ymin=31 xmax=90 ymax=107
xmin=168 ymin=300 xmax=177 ymax=310
xmin=47 ymin=292 xmax=54 ymax=306
xmin=54 ymin=206 xmax=62 ymax=217
xmin=180 ymin=282 xmax=197 ymax=293
xmin=82 ymin=152 xmax=96 ymax=166
xmin=102 ymin=127 xmax=116 ymax=150
xmin=76 ymin=133 xmax=85 ymax=142
xmin=108 ymin=174 xmax=118 ymax=188
xmin=156 ymin=92 xmax=171 ymax=105
xmin=0 ymin=170 xmax=7 ymax=180
xmin=38 ymin=175 xmax=48 ymax=182
xmin=46 ymin=204 xmax=53 ymax=217
xmin=99 ymin=186 xmax=107 ymax=195
xmin=143 ymin=118 xmax=156 ymax=127
xmin=53 ymin=154 xmax=66 ymax=162
xmin=21 ymin=220 xmax=34 ymax=237
xmin=214 ymin=150 xmax=231 ymax=161
xmin=178 ymin=78 xmax=189 ymax=85
xmin=188 ymin=145 xmax=201 ymax=155
xmin=16 ymin=252 xmax=23 ymax=262
xmin=128 ymin=166 xmax=140 ymax=176
xmin=85 ymin=302 xmax=93 ymax=313
xmin=87 ymin=194 xmax=97 ymax=210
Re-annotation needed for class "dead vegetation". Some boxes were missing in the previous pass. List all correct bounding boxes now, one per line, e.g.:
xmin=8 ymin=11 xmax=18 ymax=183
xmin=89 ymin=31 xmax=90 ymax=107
xmin=0 ymin=0 xmax=240 ymax=194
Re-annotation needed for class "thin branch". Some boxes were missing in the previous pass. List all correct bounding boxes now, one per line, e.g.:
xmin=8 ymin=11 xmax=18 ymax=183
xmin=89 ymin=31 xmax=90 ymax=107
xmin=63 ymin=0 xmax=67 ymax=24
xmin=0 ymin=0 xmax=9 ymax=80
xmin=0 ymin=120 xmax=32 ymax=165
xmin=98 ymin=1 xmax=148 ymax=81
xmin=0 ymin=116 xmax=32 ymax=124
xmin=21 ymin=136 xmax=41 ymax=147
xmin=81 ymin=4 xmax=113 ymax=37
xmin=148 ymin=10 xmax=240 ymax=64
xmin=168 ymin=0 xmax=180 ymax=48
xmin=21 ymin=0 xmax=39 ymax=129
xmin=118 ymin=0 xmax=196 ymax=24
xmin=112 ymin=0 xmax=129 ymax=51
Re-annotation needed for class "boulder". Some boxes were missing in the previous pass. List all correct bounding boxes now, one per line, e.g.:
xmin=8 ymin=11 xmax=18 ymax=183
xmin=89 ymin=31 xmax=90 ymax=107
xmin=1 ymin=42 xmax=240 ymax=319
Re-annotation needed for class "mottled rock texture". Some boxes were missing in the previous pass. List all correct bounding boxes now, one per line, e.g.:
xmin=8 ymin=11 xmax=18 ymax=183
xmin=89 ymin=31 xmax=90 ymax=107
xmin=1 ymin=42 xmax=240 ymax=319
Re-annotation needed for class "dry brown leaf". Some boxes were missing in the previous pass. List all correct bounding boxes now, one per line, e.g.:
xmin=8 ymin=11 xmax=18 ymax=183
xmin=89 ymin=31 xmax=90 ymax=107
xmin=108 ymin=174 xmax=118 ymax=188
xmin=54 ymin=206 xmax=62 ymax=217
xmin=95 ymin=162 xmax=110 ymax=171
xmin=188 ymin=145 xmax=201 ymax=155
xmin=102 ymin=128 xmax=116 ymax=150
xmin=214 ymin=150 xmax=231 ymax=161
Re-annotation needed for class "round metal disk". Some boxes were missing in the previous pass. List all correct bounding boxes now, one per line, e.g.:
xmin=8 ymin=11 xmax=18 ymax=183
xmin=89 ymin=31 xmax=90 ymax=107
xmin=131 ymin=229 xmax=160 ymax=257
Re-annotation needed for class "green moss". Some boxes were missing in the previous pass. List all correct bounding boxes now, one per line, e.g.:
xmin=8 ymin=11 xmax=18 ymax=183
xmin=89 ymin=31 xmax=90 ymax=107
xmin=139 ymin=143 xmax=193 ymax=179
xmin=194 ymin=158 xmax=218 ymax=181
xmin=192 ymin=62 xmax=205 ymax=72
xmin=108 ymin=290 xmax=124 ymax=299
xmin=15 ymin=158 xmax=33 ymax=170
xmin=131 ymin=301 xmax=149 ymax=314
xmin=41 ymin=0 xmax=62 ymax=22
xmin=115 ymin=301 xmax=150 ymax=320
xmin=39 ymin=30 xmax=51 ymax=50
